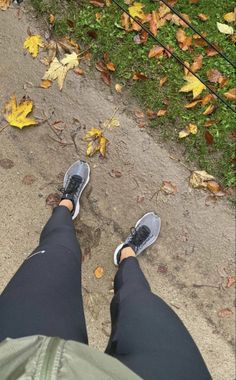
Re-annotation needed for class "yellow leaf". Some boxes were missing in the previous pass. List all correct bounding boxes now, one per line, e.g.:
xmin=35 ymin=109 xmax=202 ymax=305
xmin=0 ymin=0 xmax=10 ymax=10
xmin=99 ymin=136 xmax=108 ymax=157
xmin=187 ymin=123 xmax=198 ymax=134
xmin=60 ymin=52 xmax=79 ymax=70
xmin=115 ymin=83 xmax=123 ymax=93
xmin=223 ymin=11 xmax=236 ymax=23
xmin=3 ymin=95 xmax=38 ymax=129
xmin=179 ymin=129 xmax=190 ymax=138
xmin=180 ymin=74 xmax=206 ymax=99
xmin=189 ymin=170 xmax=215 ymax=189
xmin=40 ymin=79 xmax=52 ymax=89
xmin=42 ymin=58 xmax=67 ymax=91
xmin=102 ymin=117 xmax=120 ymax=129
xmin=217 ymin=22 xmax=234 ymax=35
xmin=128 ymin=2 xmax=146 ymax=20
xmin=23 ymin=35 xmax=43 ymax=58
xmin=86 ymin=140 xmax=100 ymax=156
xmin=84 ymin=127 xmax=102 ymax=140
xmin=94 ymin=266 xmax=104 ymax=279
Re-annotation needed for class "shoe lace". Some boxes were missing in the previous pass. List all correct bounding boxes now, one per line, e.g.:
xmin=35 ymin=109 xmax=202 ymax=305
xmin=60 ymin=175 xmax=82 ymax=194
xmin=129 ymin=225 xmax=150 ymax=247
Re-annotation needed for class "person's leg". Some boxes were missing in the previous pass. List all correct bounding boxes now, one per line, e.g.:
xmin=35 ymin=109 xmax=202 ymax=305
xmin=0 ymin=160 xmax=90 ymax=343
xmin=0 ymin=204 xmax=88 ymax=343
xmin=106 ymin=213 xmax=211 ymax=380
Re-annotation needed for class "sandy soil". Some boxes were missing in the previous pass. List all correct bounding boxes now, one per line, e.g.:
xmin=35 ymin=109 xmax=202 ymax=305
xmin=0 ymin=3 xmax=235 ymax=379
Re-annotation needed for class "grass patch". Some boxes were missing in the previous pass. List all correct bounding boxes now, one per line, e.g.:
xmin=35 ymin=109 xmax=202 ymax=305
xmin=31 ymin=0 xmax=236 ymax=186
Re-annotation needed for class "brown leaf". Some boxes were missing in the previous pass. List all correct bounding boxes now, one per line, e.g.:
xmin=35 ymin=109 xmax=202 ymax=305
xmin=207 ymin=69 xmax=222 ymax=83
xmin=205 ymin=131 xmax=214 ymax=145
xmin=106 ymin=62 xmax=116 ymax=71
xmin=148 ymin=45 xmax=164 ymax=58
xmin=224 ymin=88 xmax=236 ymax=101
xmin=176 ymin=29 xmax=192 ymax=51
xmin=203 ymin=104 xmax=216 ymax=115
xmin=194 ymin=36 xmax=208 ymax=47
xmin=74 ymin=67 xmax=85 ymax=76
xmin=133 ymin=72 xmax=148 ymax=80
xmin=157 ymin=109 xmax=167 ymax=117
xmin=157 ymin=264 xmax=168 ymax=274
xmin=46 ymin=193 xmax=61 ymax=208
xmin=94 ymin=266 xmax=104 ymax=279
xmin=185 ymin=100 xmax=202 ymax=109
xmin=90 ymin=0 xmax=105 ymax=7
xmin=202 ymin=94 xmax=214 ymax=105
xmin=160 ymin=76 xmax=168 ymax=87
xmin=205 ymin=46 xmax=219 ymax=57
xmin=95 ymin=60 xmax=107 ymax=72
xmin=189 ymin=170 xmax=215 ymax=189
xmin=22 ymin=175 xmax=37 ymax=185
xmin=207 ymin=180 xmax=221 ymax=193
xmin=161 ymin=180 xmax=177 ymax=195
xmin=217 ymin=308 xmax=233 ymax=318
xmin=135 ymin=110 xmax=145 ymax=118
xmin=40 ymin=79 xmax=52 ymax=89
xmin=218 ymin=76 xmax=228 ymax=88
xmin=150 ymin=11 xmax=158 ymax=36
xmin=101 ymin=71 xmax=111 ymax=86
xmin=146 ymin=109 xmax=157 ymax=119
xmin=183 ymin=60 xmax=190 ymax=76
xmin=191 ymin=54 xmax=203 ymax=73
xmin=0 ymin=158 xmax=14 ymax=169
xmin=226 ymin=276 xmax=236 ymax=288
xmin=110 ymin=169 xmax=122 ymax=178
xmin=115 ymin=83 xmax=123 ymax=93
xmin=198 ymin=13 xmax=208 ymax=21
xmin=204 ymin=119 xmax=217 ymax=127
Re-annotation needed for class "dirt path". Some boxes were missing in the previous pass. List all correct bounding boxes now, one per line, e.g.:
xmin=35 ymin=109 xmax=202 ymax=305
xmin=0 ymin=3 xmax=235 ymax=379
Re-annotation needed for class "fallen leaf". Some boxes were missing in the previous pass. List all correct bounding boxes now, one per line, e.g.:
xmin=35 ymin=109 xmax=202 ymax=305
xmin=224 ymin=11 xmax=236 ymax=23
xmin=95 ymin=60 xmax=107 ymax=72
xmin=23 ymin=35 xmax=43 ymax=58
xmin=205 ymin=46 xmax=219 ymax=57
xmin=217 ymin=22 xmax=234 ymax=35
xmin=157 ymin=264 xmax=168 ymax=274
xmin=115 ymin=83 xmax=123 ymax=93
xmin=159 ymin=76 xmax=168 ymax=86
xmin=179 ymin=129 xmax=190 ymax=138
xmin=185 ymin=100 xmax=202 ymax=109
xmin=74 ymin=67 xmax=85 ymax=76
xmin=205 ymin=131 xmax=214 ymax=144
xmin=101 ymin=71 xmax=111 ymax=85
xmin=0 ymin=158 xmax=14 ymax=169
xmin=22 ymin=175 xmax=37 ymax=185
xmin=176 ymin=28 xmax=192 ymax=51
xmin=42 ymin=53 xmax=79 ymax=90
xmin=207 ymin=180 xmax=221 ymax=193
xmin=161 ymin=180 xmax=177 ymax=195
xmin=128 ymin=2 xmax=146 ymax=20
xmin=148 ymin=45 xmax=164 ymax=58
xmin=180 ymin=74 xmax=206 ymax=99
xmin=203 ymin=105 xmax=216 ymax=115
xmin=110 ymin=169 xmax=122 ymax=178
xmin=149 ymin=10 xmax=158 ymax=36
xmin=204 ymin=119 xmax=217 ymax=127
xmin=207 ymin=69 xmax=222 ymax=83
xmin=102 ymin=117 xmax=120 ymax=129
xmin=94 ymin=266 xmax=104 ymax=279
xmin=3 ymin=95 xmax=38 ymax=129
xmin=106 ymin=62 xmax=116 ymax=71
xmin=0 ymin=0 xmax=10 ymax=10
xmin=217 ymin=308 xmax=233 ymax=318
xmin=226 ymin=276 xmax=236 ymax=288
xmin=191 ymin=55 xmax=203 ymax=73
xmin=218 ymin=76 xmax=228 ymax=88
xmin=189 ymin=170 xmax=215 ymax=189
xmin=202 ymin=94 xmax=214 ymax=105
xmin=179 ymin=123 xmax=197 ymax=138
xmin=133 ymin=72 xmax=148 ymax=80
xmin=49 ymin=14 xmax=55 ymax=25
xmin=90 ymin=0 xmax=105 ymax=7
xmin=198 ymin=13 xmax=208 ymax=21
xmin=40 ymin=79 xmax=52 ymax=89
xmin=224 ymin=88 xmax=236 ymax=101
xmin=99 ymin=136 xmax=108 ymax=157
xmin=157 ymin=109 xmax=167 ymax=117
xmin=84 ymin=127 xmax=102 ymax=140
xmin=46 ymin=193 xmax=61 ymax=208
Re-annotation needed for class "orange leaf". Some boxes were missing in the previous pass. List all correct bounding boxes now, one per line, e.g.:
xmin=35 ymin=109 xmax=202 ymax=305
xmin=161 ymin=180 xmax=177 ymax=195
xmin=157 ymin=109 xmax=167 ymax=116
xmin=207 ymin=180 xmax=221 ymax=193
xmin=150 ymin=11 xmax=158 ymax=36
xmin=202 ymin=94 xmax=214 ymax=105
xmin=159 ymin=76 xmax=168 ymax=86
xmin=191 ymin=54 xmax=203 ymax=73
xmin=133 ymin=72 xmax=148 ymax=80
xmin=94 ymin=266 xmax=104 ymax=279
xmin=40 ymin=79 xmax=52 ymax=89
xmin=198 ymin=13 xmax=208 ymax=21
xmin=74 ymin=67 xmax=85 ymax=76
xmin=203 ymin=105 xmax=216 ymax=115
xmin=224 ymin=88 xmax=236 ymax=101
xmin=148 ymin=45 xmax=164 ymax=58
xmin=185 ymin=100 xmax=202 ymax=109
xmin=217 ymin=308 xmax=233 ymax=318
xmin=226 ymin=276 xmax=236 ymax=288
xmin=204 ymin=119 xmax=217 ymax=127
xmin=106 ymin=62 xmax=116 ymax=71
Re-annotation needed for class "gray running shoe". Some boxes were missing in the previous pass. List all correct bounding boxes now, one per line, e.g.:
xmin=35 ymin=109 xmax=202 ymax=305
xmin=61 ymin=160 xmax=90 ymax=219
xmin=114 ymin=212 xmax=161 ymax=265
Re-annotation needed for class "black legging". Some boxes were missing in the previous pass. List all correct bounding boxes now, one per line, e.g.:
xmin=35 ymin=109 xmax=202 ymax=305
xmin=0 ymin=206 xmax=211 ymax=380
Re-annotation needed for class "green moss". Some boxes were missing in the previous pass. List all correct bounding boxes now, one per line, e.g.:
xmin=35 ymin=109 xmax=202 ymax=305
xmin=31 ymin=0 xmax=236 ymax=186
